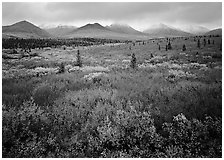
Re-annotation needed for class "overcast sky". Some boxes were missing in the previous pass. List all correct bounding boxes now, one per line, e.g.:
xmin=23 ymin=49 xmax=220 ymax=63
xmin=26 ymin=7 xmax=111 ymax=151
xmin=2 ymin=2 xmax=222 ymax=31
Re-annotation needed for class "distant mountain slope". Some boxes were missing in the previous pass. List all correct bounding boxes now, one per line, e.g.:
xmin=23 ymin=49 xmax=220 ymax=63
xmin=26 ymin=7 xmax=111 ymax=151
xmin=2 ymin=20 xmax=51 ymax=38
xmin=106 ymin=23 xmax=145 ymax=35
xmin=45 ymin=25 xmax=77 ymax=37
xmin=180 ymin=25 xmax=210 ymax=35
xmin=204 ymin=28 xmax=222 ymax=36
xmin=143 ymin=23 xmax=192 ymax=37
xmin=66 ymin=23 xmax=149 ymax=40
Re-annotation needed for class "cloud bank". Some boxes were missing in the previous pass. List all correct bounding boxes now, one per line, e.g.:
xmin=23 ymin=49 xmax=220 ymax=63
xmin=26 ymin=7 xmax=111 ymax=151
xmin=2 ymin=2 xmax=222 ymax=30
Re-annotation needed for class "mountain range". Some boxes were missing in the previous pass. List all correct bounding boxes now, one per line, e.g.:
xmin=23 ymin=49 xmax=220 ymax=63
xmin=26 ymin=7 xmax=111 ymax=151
xmin=2 ymin=20 xmax=51 ymax=38
xmin=45 ymin=25 xmax=77 ymax=38
xmin=2 ymin=20 xmax=221 ymax=40
xmin=178 ymin=25 xmax=210 ymax=35
xmin=204 ymin=28 xmax=222 ymax=36
xmin=143 ymin=23 xmax=193 ymax=37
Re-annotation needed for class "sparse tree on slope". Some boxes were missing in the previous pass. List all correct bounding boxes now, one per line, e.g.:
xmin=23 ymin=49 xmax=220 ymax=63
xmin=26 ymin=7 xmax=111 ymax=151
xmin=76 ymin=50 xmax=82 ymax=67
xmin=197 ymin=39 xmax=201 ymax=48
xmin=167 ymin=41 xmax=172 ymax=50
xmin=182 ymin=44 xmax=186 ymax=51
xmin=204 ymin=39 xmax=206 ymax=46
xmin=130 ymin=53 xmax=137 ymax=69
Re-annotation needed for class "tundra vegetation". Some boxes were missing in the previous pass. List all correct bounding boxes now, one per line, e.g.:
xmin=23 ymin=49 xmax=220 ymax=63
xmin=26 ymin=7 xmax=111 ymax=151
xmin=2 ymin=35 xmax=222 ymax=158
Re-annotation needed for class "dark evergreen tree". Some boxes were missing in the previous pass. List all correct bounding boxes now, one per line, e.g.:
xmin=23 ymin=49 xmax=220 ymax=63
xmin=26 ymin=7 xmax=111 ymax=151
xmin=208 ymin=39 xmax=210 ymax=44
xmin=159 ymin=45 xmax=160 ymax=50
xmin=197 ymin=39 xmax=201 ymax=48
xmin=130 ymin=53 xmax=137 ymax=69
xmin=76 ymin=50 xmax=82 ymax=67
xmin=182 ymin=44 xmax=186 ymax=51
xmin=167 ymin=41 xmax=172 ymax=50
xmin=204 ymin=39 xmax=206 ymax=46
xmin=166 ymin=45 xmax=168 ymax=51
xmin=150 ymin=53 xmax=154 ymax=58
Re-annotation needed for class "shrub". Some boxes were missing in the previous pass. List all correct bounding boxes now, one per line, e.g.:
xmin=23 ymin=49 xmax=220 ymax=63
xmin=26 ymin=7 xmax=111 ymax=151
xmin=162 ymin=114 xmax=222 ymax=157
xmin=2 ymin=93 xmax=222 ymax=158
xmin=2 ymin=78 xmax=34 ymax=108
xmin=32 ymin=83 xmax=61 ymax=106
xmin=58 ymin=63 xmax=65 ymax=73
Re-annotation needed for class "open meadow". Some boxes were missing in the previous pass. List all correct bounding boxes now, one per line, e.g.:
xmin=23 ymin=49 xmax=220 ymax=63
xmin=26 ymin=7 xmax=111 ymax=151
xmin=2 ymin=36 xmax=222 ymax=157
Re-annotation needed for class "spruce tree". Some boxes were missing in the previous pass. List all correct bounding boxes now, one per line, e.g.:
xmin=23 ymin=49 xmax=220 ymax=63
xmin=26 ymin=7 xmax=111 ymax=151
xmin=167 ymin=41 xmax=172 ymax=50
xmin=197 ymin=39 xmax=200 ymax=48
xmin=204 ymin=39 xmax=206 ymax=46
xmin=151 ymin=53 xmax=154 ymax=58
xmin=182 ymin=44 xmax=186 ymax=51
xmin=130 ymin=53 xmax=137 ymax=69
xmin=77 ymin=50 xmax=82 ymax=67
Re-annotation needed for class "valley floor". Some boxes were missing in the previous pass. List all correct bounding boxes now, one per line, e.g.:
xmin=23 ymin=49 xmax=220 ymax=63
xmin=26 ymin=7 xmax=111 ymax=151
xmin=2 ymin=36 xmax=222 ymax=158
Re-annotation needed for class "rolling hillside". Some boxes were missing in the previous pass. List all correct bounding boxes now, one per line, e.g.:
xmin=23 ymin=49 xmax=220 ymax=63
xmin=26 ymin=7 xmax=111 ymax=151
xmin=143 ymin=23 xmax=192 ymax=37
xmin=45 ymin=25 xmax=77 ymax=37
xmin=204 ymin=28 xmax=222 ymax=36
xmin=106 ymin=23 xmax=145 ymax=35
xmin=3 ymin=20 xmax=52 ymax=38
xmin=65 ymin=23 xmax=149 ymax=40
xmin=180 ymin=25 xmax=210 ymax=35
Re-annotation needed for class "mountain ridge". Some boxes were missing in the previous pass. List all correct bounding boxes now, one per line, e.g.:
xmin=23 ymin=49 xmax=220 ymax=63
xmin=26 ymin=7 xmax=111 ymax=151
xmin=204 ymin=28 xmax=222 ymax=36
xmin=3 ymin=20 xmax=52 ymax=38
xmin=4 ymin=20 xmax=217 ymax=39
xmin=143 ymin=23 xmax=193 ymax=37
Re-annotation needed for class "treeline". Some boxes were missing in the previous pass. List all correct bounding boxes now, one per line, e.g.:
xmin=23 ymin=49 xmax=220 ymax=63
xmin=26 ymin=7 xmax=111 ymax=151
xmin=2 ymin=38 xmax=121 ymax=49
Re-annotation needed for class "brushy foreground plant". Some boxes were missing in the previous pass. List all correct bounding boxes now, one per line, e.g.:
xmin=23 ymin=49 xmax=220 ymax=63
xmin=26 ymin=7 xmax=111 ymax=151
xmin=2 ymin=98 xmax=222 ymax=158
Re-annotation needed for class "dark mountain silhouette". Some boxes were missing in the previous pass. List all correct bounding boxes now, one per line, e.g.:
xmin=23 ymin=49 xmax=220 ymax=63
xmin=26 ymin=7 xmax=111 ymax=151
xmin=143 ymin=23 xmax=192 ymax=37
xmin=2 ymin=20 xmax=51 ymax=38
xmin=66 ymin=23 xmax=149 ymax=40
xmin=180 ymin=25 xmax=210 ymax=35
xmin=106 ymin=23 xmax=145 ymax=35
xmin=45 ymin=25 xmax=77 ymax=37
xmin=204 ymin=28 xmax=222 ymax=36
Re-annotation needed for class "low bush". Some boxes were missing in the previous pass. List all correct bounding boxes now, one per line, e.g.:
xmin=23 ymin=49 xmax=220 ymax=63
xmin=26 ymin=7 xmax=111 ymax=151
xmin=2 ymin=99 xmax=222 ymax=158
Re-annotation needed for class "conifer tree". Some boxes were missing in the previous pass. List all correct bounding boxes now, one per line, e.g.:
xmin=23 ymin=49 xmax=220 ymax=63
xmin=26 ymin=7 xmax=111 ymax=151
xmin=130 ymin=53 xmax=137 ymax=69
xmin=197 ymin=39 xmax=201 ymax=48
xmin=204 ymin=39 xmax=206 ymax=46
xmin=77 ymin=50 xmax=82 ymax=67
xmin=167 ymin=41 xmax=172 ymax=50
xmin=182 ymin=44 xmax=186 ymax=51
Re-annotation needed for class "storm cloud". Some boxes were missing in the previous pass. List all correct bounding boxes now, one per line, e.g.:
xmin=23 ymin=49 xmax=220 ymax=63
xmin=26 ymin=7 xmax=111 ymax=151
xmin=2 ymin=2 xmax=222 ymax=31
